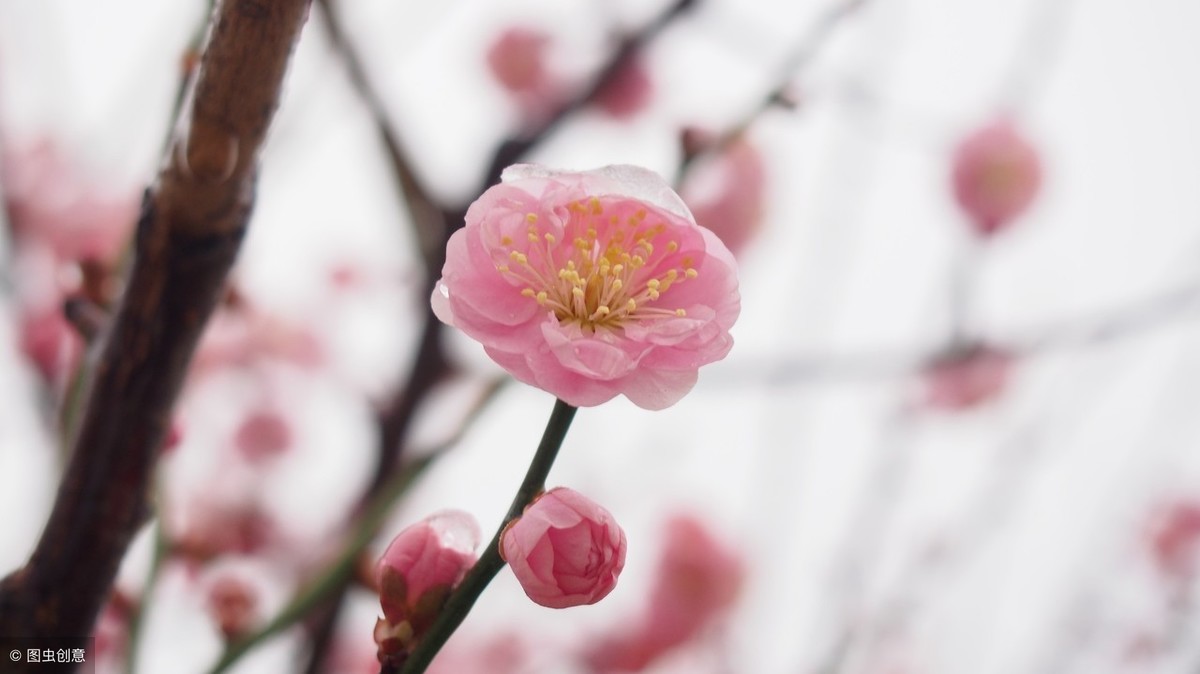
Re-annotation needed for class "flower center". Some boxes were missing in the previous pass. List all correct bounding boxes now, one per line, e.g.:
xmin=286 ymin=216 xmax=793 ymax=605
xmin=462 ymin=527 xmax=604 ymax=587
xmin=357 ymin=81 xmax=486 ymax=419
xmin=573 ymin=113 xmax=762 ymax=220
xmin=495 ymin=197 xmax=698 ymax=330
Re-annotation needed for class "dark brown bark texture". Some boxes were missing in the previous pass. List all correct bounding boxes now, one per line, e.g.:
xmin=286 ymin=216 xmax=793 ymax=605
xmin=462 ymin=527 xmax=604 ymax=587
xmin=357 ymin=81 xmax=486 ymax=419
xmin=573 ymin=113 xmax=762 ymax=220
xmin=0 ymin=0 xmax=313 ymax=667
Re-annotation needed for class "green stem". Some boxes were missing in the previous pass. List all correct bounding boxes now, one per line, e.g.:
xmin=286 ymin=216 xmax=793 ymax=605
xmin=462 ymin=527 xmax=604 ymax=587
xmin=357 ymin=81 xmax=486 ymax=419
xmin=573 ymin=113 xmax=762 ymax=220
xmin=395 ymin=398 xmax=578 ymax=674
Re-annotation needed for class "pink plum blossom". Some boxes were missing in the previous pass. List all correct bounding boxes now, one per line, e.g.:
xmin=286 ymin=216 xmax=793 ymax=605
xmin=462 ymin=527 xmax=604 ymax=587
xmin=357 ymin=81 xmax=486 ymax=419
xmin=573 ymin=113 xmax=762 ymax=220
xmin=486 ymin=27 xmax=564 ymax=123
xmin=432 ymin=164 xmax=740 ymax=409
xmin=500 ymin=487 xmax=626 ymax=609
xmin=487 ymin=27 xmax=552 ymax=97
xmin=681 ymin=138 xmax=768 ymax=255
xmin=375 ymin=511 xmax=481 ymax=662
xmin=951 ymin=118 xmax=1042 ymax=236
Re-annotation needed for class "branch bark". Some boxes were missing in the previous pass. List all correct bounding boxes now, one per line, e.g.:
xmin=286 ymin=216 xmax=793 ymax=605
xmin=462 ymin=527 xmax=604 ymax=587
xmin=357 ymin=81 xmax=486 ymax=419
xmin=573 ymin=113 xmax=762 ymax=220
xmin=0 ymin=0 xmax=313 ymax=662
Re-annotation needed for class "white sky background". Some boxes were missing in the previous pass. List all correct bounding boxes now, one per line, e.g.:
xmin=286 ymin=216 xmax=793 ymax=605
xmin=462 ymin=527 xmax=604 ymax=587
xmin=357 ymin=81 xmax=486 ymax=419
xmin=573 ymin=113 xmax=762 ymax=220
xmin=2 ymin=0 xmax=1200 ymax=673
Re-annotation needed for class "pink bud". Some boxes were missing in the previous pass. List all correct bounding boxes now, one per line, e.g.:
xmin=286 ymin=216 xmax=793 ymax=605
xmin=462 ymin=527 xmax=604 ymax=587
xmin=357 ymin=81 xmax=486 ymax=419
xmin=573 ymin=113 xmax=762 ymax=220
xmin=501 ymin=487 xmax=626 ymax=609
xmin=376 ymin=511 xmax=480 ymax=630
xmin=594 ymin=56 xmax=653 ymax=120
xmin=951 ymin=118 xmax=1042 ymax=235
xmin=487 ymin=28 xmax=552 ymax=96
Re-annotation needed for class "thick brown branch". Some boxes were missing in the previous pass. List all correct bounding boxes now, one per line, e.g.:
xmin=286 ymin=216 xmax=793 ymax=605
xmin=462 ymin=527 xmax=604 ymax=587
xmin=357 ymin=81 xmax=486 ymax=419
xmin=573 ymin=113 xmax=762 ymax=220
xmin=0 ymin=0 xmax=313 ymax=662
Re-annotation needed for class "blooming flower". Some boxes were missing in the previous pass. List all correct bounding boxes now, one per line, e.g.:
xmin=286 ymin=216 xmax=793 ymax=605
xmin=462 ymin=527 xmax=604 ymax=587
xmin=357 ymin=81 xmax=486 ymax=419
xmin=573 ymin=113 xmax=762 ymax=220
xmin=950 ymin=118 xmax=1042 ymax=235
xmin=375 ymin=511 xmax=480 ymax=662
xmin=432 ymin=164 xmax=740 ymax=409
xmin=501 ymin=487 xmax=626 ymax=609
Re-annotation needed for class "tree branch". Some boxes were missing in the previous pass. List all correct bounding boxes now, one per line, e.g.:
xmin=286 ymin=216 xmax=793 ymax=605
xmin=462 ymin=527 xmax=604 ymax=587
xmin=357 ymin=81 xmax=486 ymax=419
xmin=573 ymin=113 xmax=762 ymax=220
xmin=0 ymin=0 xmax=313 ymax=660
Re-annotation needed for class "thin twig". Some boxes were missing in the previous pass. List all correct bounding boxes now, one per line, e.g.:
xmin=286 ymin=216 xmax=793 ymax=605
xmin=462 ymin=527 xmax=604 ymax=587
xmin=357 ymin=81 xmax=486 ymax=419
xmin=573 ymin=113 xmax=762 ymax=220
xmin=711 ymin=279 xmax=1200 ymax=387
xmin=0 ymin=0 xmax=314 ymax=658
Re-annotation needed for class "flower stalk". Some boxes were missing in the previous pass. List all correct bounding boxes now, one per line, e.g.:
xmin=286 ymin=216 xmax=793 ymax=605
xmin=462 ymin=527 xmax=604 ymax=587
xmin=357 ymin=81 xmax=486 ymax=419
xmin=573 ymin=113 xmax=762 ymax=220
xmin=392 ymin=398 xmax=578 ymax=674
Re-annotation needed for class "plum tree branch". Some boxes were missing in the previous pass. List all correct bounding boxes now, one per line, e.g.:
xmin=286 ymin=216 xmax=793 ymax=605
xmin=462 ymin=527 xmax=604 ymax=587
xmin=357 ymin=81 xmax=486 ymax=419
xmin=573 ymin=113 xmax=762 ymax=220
xmin=0 ymin=0 xmax=313 ymax=661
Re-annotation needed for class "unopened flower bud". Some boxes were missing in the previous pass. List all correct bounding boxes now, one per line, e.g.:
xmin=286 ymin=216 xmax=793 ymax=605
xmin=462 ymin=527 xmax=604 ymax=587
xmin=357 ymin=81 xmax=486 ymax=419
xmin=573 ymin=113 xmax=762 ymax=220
xmin=951 ymin=118 xmax=1042 ymax=236
xmin=374 ymin=511 xmax=480 ymax=663
xmin=501 ymin=487 xmax=626 ymax=608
